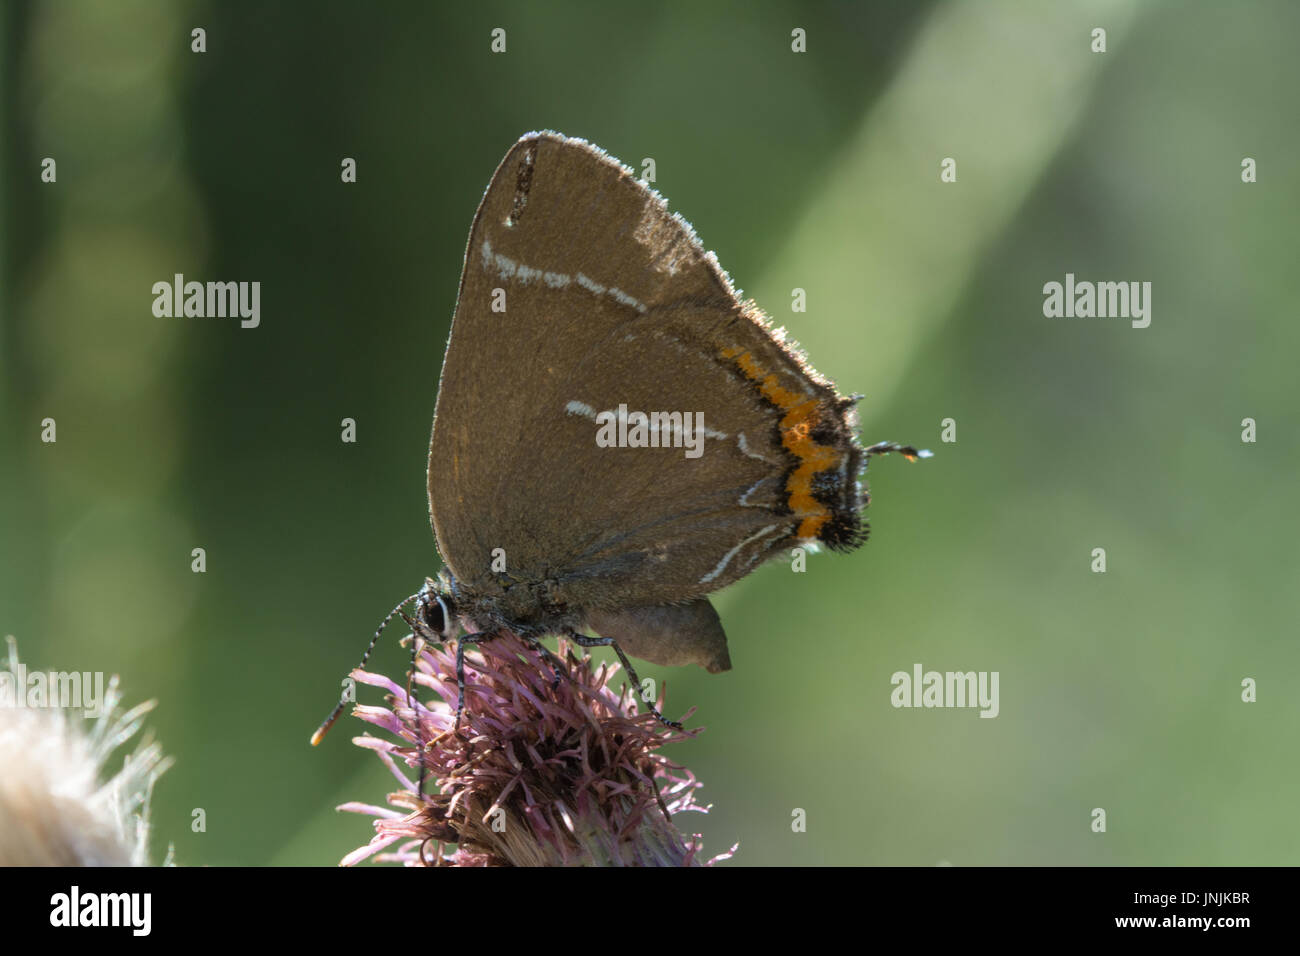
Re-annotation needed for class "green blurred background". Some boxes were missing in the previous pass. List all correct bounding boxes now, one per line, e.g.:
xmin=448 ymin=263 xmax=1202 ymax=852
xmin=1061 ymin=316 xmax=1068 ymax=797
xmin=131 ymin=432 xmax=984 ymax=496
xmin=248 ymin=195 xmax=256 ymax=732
xmin=2 ymin=0 xmax=1296 ymax=866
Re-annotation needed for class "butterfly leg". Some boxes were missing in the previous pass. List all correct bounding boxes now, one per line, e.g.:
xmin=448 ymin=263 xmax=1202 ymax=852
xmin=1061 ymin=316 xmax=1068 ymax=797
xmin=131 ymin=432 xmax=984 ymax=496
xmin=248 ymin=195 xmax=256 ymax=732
xmin=452 ymin=631 xmax=499 ymax=730
xmin=401 ymin=619 xmax=497 ymax=791
xmin=524 ymin=635 xmax=568 ymax=690
xmin=398 ymin=610 xmax=434 ymax=798
xmin=564 ymin=630 xmax=683 ymax=730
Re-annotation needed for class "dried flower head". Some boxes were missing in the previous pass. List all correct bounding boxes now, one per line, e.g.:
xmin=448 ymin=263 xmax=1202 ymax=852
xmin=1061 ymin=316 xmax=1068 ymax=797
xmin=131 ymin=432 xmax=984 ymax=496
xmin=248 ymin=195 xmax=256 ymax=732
xmin=0 ymin=636 xmax=173 ymax=866
xmin=338 ymin=631 xmax=733 ymax=866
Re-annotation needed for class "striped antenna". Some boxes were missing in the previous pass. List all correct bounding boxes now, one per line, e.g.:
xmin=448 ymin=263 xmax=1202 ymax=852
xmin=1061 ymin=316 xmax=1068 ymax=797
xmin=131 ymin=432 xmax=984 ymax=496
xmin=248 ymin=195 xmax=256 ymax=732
xmin=310 ymin=590 xmax=422 ymax=746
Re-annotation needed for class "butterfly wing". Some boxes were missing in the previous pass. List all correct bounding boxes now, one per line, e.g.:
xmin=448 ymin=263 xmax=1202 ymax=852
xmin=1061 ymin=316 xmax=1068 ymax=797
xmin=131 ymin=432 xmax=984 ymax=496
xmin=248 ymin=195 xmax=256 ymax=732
xmin=428 ymin=133 xmax=864 ymax=616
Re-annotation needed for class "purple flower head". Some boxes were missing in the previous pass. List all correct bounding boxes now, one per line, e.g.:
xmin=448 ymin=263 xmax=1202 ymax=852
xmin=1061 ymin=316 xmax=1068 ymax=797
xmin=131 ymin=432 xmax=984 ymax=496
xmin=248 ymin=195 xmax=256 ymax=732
xmin=337 ymin=631 xmax=733 ymax=867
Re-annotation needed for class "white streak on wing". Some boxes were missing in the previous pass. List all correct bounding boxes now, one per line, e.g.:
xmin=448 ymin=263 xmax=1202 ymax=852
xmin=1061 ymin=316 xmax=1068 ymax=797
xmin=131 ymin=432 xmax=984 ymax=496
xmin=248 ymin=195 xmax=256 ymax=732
xmin=736 ymin=432 xmax=776 ymax=464
xmin=609 ymin=287 xmax=645 ymax=312
xmin=738 ymin=477 xmax=771 ymax=507
xmin=575 ymin=272 xmax=605 ymax=295
xmin=741 ymin=525 xmax=787 ymax=572
xmin=649 ymin=409 xmax=721 ymax=446
xmin=565 ymin=404 xmax=727 ymax=448
xmin=700 ymin=524 xmax=779 ymax=585
xmin=480 ymin=240 xmax=645 ymax=312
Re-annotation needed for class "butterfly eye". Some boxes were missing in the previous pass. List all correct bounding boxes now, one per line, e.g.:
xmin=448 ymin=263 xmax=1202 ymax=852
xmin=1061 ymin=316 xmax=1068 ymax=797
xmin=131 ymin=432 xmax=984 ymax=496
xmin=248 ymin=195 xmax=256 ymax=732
xmin=420 ymin=595 xmax=453 ymax=639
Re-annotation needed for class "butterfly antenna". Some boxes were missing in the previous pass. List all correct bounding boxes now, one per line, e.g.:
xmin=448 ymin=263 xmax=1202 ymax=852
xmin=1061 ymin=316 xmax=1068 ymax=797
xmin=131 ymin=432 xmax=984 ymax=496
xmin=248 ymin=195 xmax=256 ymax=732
xmin=864 ymin=440 xmax=933 ymax=464
xmin=310 ymin=590 xmax=422 ymax=746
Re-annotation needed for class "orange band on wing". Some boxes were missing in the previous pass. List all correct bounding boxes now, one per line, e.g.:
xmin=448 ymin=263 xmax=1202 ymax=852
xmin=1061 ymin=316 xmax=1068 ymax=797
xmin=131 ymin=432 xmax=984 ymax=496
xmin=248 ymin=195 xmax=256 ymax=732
xmin=720 ymin=346 xmax=842 ymax=539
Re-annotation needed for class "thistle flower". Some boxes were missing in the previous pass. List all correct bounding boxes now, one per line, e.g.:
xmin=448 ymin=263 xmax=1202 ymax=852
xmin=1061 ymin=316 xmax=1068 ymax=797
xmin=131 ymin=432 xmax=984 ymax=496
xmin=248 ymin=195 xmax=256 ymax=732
xmin=337 ymin=631 xmax=733 ymax=866
xmin=0 ymin=636 xmax=173 ymax=866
